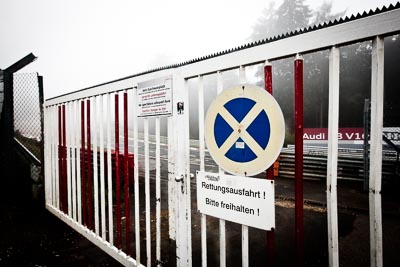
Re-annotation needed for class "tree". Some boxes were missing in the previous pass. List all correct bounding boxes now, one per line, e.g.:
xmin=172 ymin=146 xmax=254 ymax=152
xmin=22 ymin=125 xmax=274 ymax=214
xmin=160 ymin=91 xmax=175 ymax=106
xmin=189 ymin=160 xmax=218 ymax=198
xmin=276 ymin=0 xmax=312 ymax=34
xmin=312 ymin=1 xmax=346 ymax=26
xmin=251 ymin=3 xmax=278 ymax=41
xmin=249 ymin=1 xmax=344 ymax=42
xmin=248 ymin=1 xmax=347 ymax=143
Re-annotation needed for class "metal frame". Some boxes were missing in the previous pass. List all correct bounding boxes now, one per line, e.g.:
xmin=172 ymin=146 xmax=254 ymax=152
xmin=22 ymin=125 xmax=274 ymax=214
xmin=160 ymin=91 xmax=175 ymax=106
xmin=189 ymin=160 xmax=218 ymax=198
xmin=43 ymin=8 xmax=400 ymax=267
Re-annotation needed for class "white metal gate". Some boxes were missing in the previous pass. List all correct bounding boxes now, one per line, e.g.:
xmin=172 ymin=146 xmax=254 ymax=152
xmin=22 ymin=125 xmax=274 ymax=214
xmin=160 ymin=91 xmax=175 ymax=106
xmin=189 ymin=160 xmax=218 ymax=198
xmin=44 ymin=6 xmax=400 ymax=267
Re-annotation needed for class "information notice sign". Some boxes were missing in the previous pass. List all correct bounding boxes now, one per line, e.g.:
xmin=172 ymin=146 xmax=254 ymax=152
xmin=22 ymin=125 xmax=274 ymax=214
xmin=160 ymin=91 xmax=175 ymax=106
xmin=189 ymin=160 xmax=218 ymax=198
xmin=137 ymin=76 xmax=172 ymax=117
xmin=196 ymin=171 xmax=275 ymax=230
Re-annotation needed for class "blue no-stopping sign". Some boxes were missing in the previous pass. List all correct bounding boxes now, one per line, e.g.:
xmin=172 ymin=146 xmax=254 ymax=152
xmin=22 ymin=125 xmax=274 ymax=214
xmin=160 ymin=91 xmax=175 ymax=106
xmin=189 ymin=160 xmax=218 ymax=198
xmin=205 ymin=85 xmax=285 ymax=176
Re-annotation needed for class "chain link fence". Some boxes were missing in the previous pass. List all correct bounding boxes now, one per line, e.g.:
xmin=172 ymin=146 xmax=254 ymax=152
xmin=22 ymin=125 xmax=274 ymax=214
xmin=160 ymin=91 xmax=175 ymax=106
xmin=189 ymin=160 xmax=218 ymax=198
xmin=13 ymin=72 xmax=43 ymax=161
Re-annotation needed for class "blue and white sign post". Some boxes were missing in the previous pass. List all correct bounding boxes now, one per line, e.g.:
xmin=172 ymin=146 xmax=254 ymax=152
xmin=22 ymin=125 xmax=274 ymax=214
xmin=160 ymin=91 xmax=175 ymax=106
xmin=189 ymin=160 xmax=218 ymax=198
xmin=205 ymin=84 xmax=285 ymax=177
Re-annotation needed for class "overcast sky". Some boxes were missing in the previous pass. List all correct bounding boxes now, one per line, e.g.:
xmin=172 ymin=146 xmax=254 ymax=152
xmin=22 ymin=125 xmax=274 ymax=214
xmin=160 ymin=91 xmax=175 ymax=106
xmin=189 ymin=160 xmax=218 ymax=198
xmin=1 ymin=0 xmax=397 ymax=99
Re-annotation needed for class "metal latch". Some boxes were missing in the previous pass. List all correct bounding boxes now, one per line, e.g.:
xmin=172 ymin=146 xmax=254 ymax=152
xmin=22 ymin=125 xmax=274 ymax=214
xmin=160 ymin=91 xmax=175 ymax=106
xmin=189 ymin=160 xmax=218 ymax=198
xmin=175 ymin=173 xmax=194 ymax=193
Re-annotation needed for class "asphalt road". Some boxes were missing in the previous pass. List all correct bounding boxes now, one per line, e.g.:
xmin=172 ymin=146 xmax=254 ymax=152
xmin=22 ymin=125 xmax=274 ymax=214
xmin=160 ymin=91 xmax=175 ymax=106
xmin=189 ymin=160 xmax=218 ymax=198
xmin=1 ymin=141 xmax=400 ymax=266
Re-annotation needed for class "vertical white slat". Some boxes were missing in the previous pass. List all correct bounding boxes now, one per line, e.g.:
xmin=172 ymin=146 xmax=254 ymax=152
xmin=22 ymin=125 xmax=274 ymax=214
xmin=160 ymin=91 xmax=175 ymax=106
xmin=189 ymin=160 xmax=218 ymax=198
xmin=171 ymin=73 xmax=191 ymax=267
xmin=49 ymin=107 xmax=54 ymax=206
xmin=133 ymin=88 xmax=141 ymax=262
xmin=167 ymin=82 xmax=176 ymax=245
xmin=46 ymin=107 xmax=51 ymax=205
xmin=52 ymin=106 xmax=57 ymax=208
xmin=54 ymin=106 xmax=59 ymax=208
xmin=184 ymin=78 xmax=193 ymax=267
xmin=93 ymin=96 xmax=99 ymax=235
xmin=43 ymin=108 xmax=48 ymax=204
xmin=44 ymin=108 xmax=50 ymax=206
xmin=242 ymin=226 xmax=249 ymax=266
xmin=198 ymin=76 xmax=206 ymax=182
xmin=168 ymin=114 xmax=176 ymax=241
xmin=71 ymin=101 xmax=77 ymax=220
xmin=327 ymin=46 xmax=340 ymax=267
xmin=155 ymin=117 xmax=161 ymax=266
xmin=198 ymin=75 xmax=207 ymax=267
xmin=55 ymin=105 xmax=60 ymax=210
xmin=66 ymin=103 xmax=71 ymax=218
xmin=369 ymin=36 xmax=384 ymax=267
xmin=239 ymin=65 xmax=249 ymax=267
xmin=51 ymin=107 xmax=55 ymax=206
xmin=144 ymin=118 xmax=151 ymax=267
xmin=66 ymin=103 xmax=72 ymax=217
xmin=216 ymin=70 xmax=226 ymax=267
xmin=46 ymin=107 xmax=52 ymax=206
xmin=76 ymin=100 xmax=82 ymax=224
xmin=99 ymin=94 xmax=106 ymax=239
xmin=91 ymin=96 xmax=99 ymax=235
xmin=106 ymin=93 xmax=114 ymax=245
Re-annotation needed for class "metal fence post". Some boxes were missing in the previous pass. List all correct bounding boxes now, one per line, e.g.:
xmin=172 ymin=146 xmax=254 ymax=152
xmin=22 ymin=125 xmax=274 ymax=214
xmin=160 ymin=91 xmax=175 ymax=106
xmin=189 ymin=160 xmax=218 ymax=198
xmin=172 ymin=71 xmax=192 ymax=267
xmin=38 ymin=75 xmax=45 ymax=200
xmin=327 ymin=46 xmax=340 ymax=267
xmin=264 ymin=60 xmax=275 ymax=267
xmin=363 ymin=99 xmax=371 ymax=192
xmin=2 ymin=71 xmax=14 ymax=155
xmin=294 ymin=54 xmax=304 ymax=266
xmin=369 ymin=36 xmax=384 ymax=267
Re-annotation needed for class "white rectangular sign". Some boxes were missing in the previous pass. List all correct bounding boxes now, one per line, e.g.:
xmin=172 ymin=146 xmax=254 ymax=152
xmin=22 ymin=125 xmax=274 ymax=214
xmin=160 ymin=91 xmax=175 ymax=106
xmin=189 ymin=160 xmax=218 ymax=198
xmin=137 ymin=77 xmax=172 ymax=117
xmin=196 ymin=171 xmax=275 ymax=230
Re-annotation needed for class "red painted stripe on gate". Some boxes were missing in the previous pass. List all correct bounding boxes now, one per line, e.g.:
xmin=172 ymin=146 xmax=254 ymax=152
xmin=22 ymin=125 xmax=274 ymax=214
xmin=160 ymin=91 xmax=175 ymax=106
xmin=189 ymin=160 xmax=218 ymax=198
xmin=264 ymin=63 xmax=275 ymax=267
xmin=62 ymin=105 xmax=67 ymax=213
xmin=58 ymin=106 xmax=63 ymax=212
xmin=115 ymin=94 xmax=121 ymax=249
xmin=81 ymin=100 xmax=87 ymax=226
xmin=123 ymin=92 xmax=130 ymax=255
xmin=294 ymin=57 xmax=304 ymax=266
xmin=87 ymin=99 xmax=93 ymax=230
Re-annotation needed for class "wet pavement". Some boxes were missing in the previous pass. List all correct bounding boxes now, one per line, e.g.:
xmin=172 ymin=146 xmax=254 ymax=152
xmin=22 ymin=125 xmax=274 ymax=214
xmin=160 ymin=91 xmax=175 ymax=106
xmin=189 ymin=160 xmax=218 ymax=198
xmin=1 ymin=147 xmax=399 ymax=266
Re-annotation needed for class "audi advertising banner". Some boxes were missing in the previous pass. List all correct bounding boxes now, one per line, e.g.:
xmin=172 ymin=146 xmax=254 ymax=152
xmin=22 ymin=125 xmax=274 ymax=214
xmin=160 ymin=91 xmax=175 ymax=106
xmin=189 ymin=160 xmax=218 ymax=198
xmin=303 ymin=128 xmax=400 ymax=145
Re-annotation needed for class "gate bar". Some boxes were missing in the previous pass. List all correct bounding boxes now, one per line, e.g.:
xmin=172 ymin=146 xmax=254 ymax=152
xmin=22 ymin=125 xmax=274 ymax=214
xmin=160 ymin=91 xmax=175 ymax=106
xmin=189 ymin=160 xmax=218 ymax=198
xmin=144 ymin=118 xmax=151 ymax=267
xmin=216 ymin=70 xmax=226 ymax=267
xmin=70 ymin=102 xmax=77 ymax=221
xmin=239 ymin=65 xmax=249 ymax=267
xmin=66 ymin=103 xmax=72 ymax=217
xmin=55 ymin=106 xmax=59 ymax=209
xmin=369 ymin=36 xmax=384 ymax=267
xmin=58 ymin=106 xmax=62 ymax=211
xmin=327 ymin=46 xmax=340 ymax=267
xmin=106 ymin=93 xmax=114 ymax=245
xmin=123 ymin=91 xmax=131 ymax=255
xmin=184 ymin=78 xmax=193 ymax=267
xmin=44 ymin=108 xmax=50 ymax=205
xmin=93 ymin=96 xmax=99 ymax=235
xmin=61 ymin=105 xmax=66 ymax=212
xmin=115 ymin=93 xmax=122 ymax=249
xmin=133 ymin=88 xmax=141 ymax=264
xmin=63 ymin=105 xmax=67 ymax=214
xmin=51 ymin=106 xmax=57 ymax=208
xmin=156 ymin=117 xmax=161 ymax=265
xmin=76 ymin=101 xmax=82 ymax=225
xmin=264 ymin=60 xmax=275 ymax=266
xmin=294 ymin=54 xmax=304 ymax=266
xmin=99 ymin=95 xmax=106 ymax=239
xmin=87 ymin=99 xmax=93 ymax=230
xmin=198 ymin=75 xmax=207 ymax=267
xmin=81 ymin=100 xmax=87 ymax=226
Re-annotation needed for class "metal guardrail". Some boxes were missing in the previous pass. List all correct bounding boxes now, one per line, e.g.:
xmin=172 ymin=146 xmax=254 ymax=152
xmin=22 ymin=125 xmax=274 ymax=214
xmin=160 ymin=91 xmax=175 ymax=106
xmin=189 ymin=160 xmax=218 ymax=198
xmin=278 ymin=146 xmax=399 ymax=181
